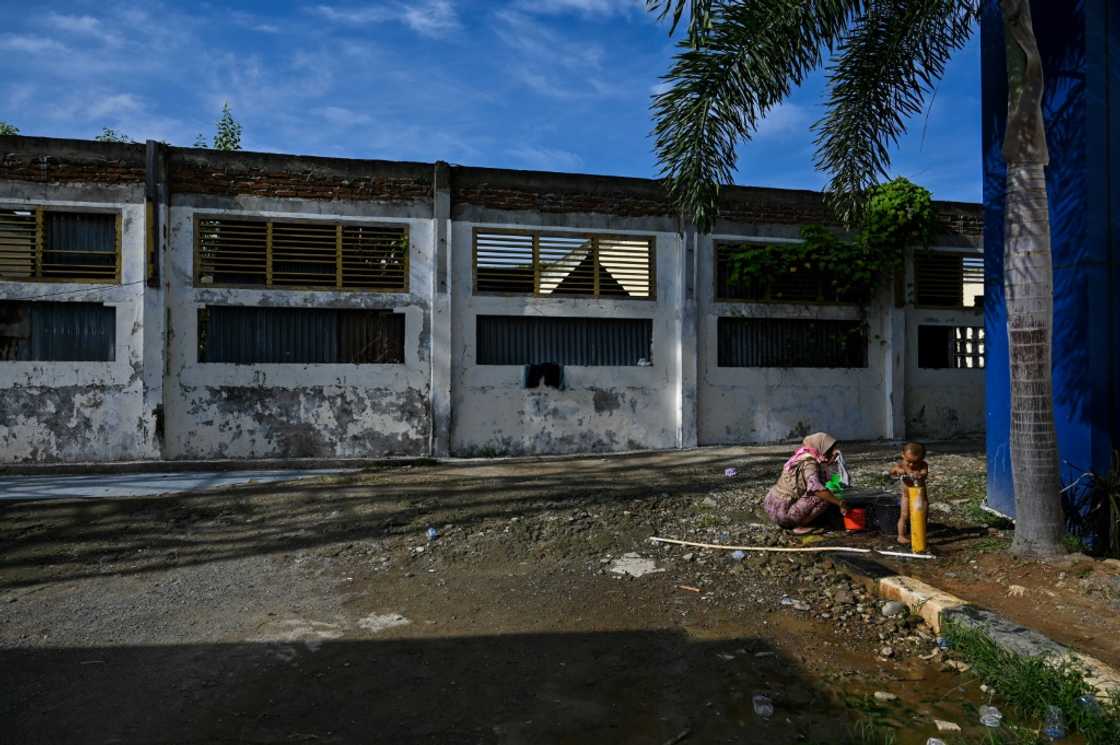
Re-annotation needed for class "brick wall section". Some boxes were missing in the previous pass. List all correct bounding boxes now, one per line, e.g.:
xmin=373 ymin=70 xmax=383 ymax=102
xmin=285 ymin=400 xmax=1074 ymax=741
xmin=0 ymin=137 xmax=983 ymax=237
xmin=0 ymin=136 xmax=145 ymax=185
xmin=453 ymin=167 xmax=984 ymax=238
xmin=934 ymin=201 xmax=985 ymax=237
xmin=451 ymin=166 xmax=675 ymax=218
xmin=717 ymin=185 xmax=836 ymax=226
xmin=168 ymin=149 xmax=431 ymax=202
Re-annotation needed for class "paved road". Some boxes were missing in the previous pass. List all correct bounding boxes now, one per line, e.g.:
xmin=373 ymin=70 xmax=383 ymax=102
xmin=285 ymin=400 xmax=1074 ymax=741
xmin=0 ymin=469 xmax=351 ymax=501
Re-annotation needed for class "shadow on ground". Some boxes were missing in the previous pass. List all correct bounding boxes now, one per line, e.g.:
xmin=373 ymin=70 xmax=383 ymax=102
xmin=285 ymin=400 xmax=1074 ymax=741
xmin=2 ymin=630 xmax=850 ymax=745
xmin=0 ymin=442 xmax=984 ymax=590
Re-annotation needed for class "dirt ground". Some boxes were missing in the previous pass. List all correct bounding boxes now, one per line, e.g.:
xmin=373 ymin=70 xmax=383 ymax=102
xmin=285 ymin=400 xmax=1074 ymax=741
xmin=3 ymin=441 xmax=1119 ymax=745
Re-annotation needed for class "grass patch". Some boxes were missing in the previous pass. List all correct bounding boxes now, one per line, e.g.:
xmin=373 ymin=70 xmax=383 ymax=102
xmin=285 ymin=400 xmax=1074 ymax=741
xmin=942 ymin=621 xmax=1120 ymax=745
xmin=806 ymin=720 xmax=897 ymax=745
xmin=972 ymin=535 xmax=1012 ymax=553
xmin=963 ymin=500 xmax=1014 ymax=530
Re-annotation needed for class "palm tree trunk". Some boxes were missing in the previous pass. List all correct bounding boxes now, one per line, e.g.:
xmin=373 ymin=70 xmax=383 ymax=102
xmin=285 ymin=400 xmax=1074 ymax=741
xmin=1001 ymin=0 xmax=1064 ymax=556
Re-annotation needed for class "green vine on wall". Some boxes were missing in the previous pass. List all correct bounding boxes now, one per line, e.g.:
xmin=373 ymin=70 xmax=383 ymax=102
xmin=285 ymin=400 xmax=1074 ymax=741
xmin=726 ymin=178 xmax=939 ymax=306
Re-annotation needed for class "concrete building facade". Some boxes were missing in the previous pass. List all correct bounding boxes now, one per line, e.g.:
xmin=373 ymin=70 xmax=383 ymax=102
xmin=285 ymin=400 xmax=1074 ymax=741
xmin=0 ymin=137 xmax=984 ymax=463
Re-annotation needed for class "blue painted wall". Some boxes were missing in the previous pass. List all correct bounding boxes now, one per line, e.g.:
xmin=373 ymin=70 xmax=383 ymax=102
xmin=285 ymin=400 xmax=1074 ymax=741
xmin=982 ymin=0 xmax=1118 ymax=544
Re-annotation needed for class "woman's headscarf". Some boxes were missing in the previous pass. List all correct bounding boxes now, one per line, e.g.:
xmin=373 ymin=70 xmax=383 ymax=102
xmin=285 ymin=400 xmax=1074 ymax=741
xmin=784 ymin=432 xmax=838 ymax=472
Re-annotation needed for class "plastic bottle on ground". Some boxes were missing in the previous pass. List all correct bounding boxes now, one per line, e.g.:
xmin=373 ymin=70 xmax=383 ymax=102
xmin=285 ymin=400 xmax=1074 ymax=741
xmin=752 ymin=694 xmax=773 ymax=719
xmin=426 ymin=527 xmax=439 ymax=541
xmin=730 ymin=550 xmax=746 ymax=561
xmin=1042 ymin=705 xmax=1066 ymax=740
xmin=979 ymin=705 xmax=1003 ymax=727
xmin=1077 ymin=694 xmax=1101 ymax=716
xmin=926 ymin=739 xmax=948 ymax=745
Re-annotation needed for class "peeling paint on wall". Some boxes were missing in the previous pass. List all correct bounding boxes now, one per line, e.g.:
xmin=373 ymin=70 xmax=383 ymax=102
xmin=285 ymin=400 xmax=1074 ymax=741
xmin=0 ymin=139 xmax=986 ymax=463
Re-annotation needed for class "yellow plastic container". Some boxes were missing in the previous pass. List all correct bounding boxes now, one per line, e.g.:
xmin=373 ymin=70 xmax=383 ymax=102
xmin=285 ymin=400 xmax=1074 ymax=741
xmin=907 ymin=484 xmax=928 ymax=553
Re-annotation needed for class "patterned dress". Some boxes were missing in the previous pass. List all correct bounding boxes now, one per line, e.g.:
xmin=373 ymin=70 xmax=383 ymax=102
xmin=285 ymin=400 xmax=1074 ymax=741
xmin=763 ymin=456 xmax=831 ymax=529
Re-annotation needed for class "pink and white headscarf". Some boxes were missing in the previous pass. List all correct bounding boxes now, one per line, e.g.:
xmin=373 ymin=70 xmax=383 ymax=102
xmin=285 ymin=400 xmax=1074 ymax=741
xmin=784 ymin=432 xmax=838 ymax=472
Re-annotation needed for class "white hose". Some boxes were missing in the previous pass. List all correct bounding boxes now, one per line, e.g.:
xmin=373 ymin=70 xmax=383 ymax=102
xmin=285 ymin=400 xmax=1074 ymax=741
xmin=649 ymin=536 xmax=934 ymax=560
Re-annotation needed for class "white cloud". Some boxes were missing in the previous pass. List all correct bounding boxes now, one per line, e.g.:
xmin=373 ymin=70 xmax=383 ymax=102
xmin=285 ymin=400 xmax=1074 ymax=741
xmin=401 ymin=1 xmax=459 ymax=36
xmin=517 ymin=0 xmax=643 ymax=15
xmin=311 ymin=2 xmax=460 ymax=37
xmin=508 ymin=145 xmax=584 ymax=172
xmin=493 ymin=11 xmax=626 ymax=100
xmin=752 ymin=102 xmax=811 ymax=139
xmin=231 ymin=12 xmax=282 ymax=34
xmin=494 ymin=10 xmax=603 ymax=69
xmin=86 ymin=93 xmax=143 ymax=120
xmin=0 ymin=34 xmax=68 ymax=55
xmin=44 ymin=13 xmax=98 ymax=34
xmin=311 ymin=4 xmax=392 ymax=24
xmin=314 ymin=105 xmax=373 ymax=127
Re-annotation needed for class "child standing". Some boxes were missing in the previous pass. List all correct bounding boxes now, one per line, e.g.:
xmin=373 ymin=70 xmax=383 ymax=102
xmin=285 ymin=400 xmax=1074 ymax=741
xmin=889 ymin=441 xmax=929 ymax=545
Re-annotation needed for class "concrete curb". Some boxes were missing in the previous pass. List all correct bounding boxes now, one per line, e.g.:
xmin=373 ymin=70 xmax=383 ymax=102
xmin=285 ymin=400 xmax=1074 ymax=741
xmin=829 ymin=554 xmax=1120 ymax=695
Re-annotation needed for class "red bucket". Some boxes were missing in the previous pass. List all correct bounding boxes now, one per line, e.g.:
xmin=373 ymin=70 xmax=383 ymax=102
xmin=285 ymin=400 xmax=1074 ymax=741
xmin=843 ymin=507 xmax=868 ymax=532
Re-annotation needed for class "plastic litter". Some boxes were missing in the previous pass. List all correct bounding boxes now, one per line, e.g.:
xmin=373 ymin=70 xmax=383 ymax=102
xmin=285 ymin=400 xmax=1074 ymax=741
xmin=724 ymin=467 xmax=737 ymax=478
xmin=979 ymin=705 xmax=1003 ymax=728
xmin=834 ymin=451 xmax=852 ymax=487
xmin=936 ymin=636 xmax=951 ymax=651
xmin=1077 ymin=694 xmax=1101 ymax=716
xmin=1042 ymin=705 xmax=1066 ymax=740
xmin=926 ymin=739 xmax=948 ymax=745
xmin=730 ymin=550 xmax=746 ymax=561
xmin=751 ymin=694 xmax=774 ymax=719
xmin=426 ymin=527 xmax=439 ymax=541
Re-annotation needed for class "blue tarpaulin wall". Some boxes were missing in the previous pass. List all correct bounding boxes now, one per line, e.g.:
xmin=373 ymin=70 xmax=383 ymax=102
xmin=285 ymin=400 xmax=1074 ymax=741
xmin=981 ymin=0 xmax=1119 ymax=545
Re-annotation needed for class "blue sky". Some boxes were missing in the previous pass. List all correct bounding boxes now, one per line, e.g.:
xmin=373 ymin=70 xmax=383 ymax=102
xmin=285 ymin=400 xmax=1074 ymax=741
xmin=0 ymin=1 xmax=982 ymax=202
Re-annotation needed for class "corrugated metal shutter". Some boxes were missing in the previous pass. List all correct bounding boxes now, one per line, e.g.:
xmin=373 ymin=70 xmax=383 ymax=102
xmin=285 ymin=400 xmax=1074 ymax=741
xmin=476 ymin=315 xmax=652 ymax=366
xmin=199 ymin=306 xmax=404 ymax=364
xmin=0 ymin=302 xmax=116 ymax=361
xmin=339 ymin=310 xmax=405 ymax=363
xmin=201 ymin=306 xmax=337 ymax=364
xmin=717 ymin=317 xmax=866 ymax=368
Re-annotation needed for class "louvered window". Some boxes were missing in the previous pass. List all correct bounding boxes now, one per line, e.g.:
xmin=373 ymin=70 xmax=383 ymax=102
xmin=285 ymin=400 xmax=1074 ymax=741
xmin=474 ymin=229 xmax=654 ymax=299
xmin=717 ymin=317 xmax=867 ymax=368
xmin=194 ymin=216 xmax=409 ymax=292
xmin=198 ymin=306 xmax=404 ymax=364
xmin=715 ymin=242 xmax=854 ymax=303
xmin=0 ymin=209 xmax=121 ymax=283
xmin=918 ymin=325 xmax=985 ymax=369
xmin=914 ymin=252 xmax=984 ymax=307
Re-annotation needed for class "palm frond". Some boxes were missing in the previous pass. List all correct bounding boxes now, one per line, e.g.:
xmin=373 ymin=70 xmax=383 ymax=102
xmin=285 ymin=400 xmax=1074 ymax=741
xmin=645 ymin=1 xmax=717 ymax=46
xmin=650 ymin=1 xmax=864 ymax=231
xmin=814 ymin=0 xmax=979 ymax=225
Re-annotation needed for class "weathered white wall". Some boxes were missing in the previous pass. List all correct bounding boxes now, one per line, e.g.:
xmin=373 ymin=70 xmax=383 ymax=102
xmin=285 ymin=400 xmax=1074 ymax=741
xmin=0 ymin=186 xmax=160 ymax=462
xmin=0 ymin=159 xmax=986 ymax=464
xmin=449 ymin=220 xmax=683 ymax=456
xmin=905 ymin=306 xmax=986 ymax=438
xmin=163 ymin=200 xmax=434 ymax=459
xmin=696 ymin=232 xmax=892 ymax=444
